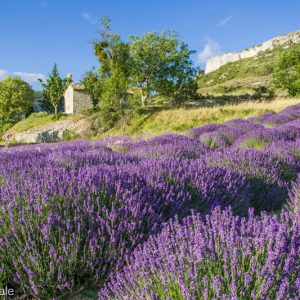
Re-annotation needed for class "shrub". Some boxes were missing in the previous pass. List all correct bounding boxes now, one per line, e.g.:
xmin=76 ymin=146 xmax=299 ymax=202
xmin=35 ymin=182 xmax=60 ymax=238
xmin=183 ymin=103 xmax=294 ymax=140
xmin=99 ymin=207 xmax=300 ymax=300
xmin=0 ymin=147 xmax=166 ymax=297
xmin=287 ymin=174 xmax=300 ymax=221
xmin=273 ymin=44 xmax=300 ymax=96
xmin=204 ymin=148 xmax=298 ymax=211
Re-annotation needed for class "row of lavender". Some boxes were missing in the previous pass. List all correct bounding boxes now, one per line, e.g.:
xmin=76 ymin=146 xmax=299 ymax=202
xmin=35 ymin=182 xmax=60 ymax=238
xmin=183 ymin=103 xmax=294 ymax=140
xmin=0 ymin=103 xmax=300 ymax=298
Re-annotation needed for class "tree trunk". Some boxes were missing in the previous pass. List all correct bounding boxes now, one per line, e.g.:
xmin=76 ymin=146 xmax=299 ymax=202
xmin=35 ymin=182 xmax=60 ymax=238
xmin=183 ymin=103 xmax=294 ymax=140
xmin=54 ymin=104 xmax=58 ymax=116
xmin=141 ymin=95 xmax=147 ymax=107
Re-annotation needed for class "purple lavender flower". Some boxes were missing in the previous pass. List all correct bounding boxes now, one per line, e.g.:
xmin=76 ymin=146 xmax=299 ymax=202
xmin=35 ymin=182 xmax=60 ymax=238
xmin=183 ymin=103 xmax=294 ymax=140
xmin=99 ymin=207 xmax=300 ymax=299
xmin=1 ymin=102 xmax=300 ymax=298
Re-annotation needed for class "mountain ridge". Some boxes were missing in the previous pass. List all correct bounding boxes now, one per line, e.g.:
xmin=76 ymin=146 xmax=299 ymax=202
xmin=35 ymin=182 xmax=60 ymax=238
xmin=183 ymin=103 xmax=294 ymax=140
xmin=205 ymin=30 xmax=300 ymax=73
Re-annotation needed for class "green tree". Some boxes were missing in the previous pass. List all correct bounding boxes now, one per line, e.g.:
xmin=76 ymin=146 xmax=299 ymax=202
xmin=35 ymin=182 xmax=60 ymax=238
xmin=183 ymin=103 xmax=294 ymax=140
xmin=93 ymin=17 xmax=132 ymax=128
xmin=94 ymin=17 xmax=130 ymax=79
xmin=39 ymin=64 xmax=68 ymax=115
xmin=81 ymin=69 xmax=103 ymax=106
xmin=0 ymin=77 xmax=34 ymax=133
xmin=129 ymin=31 xmax=197 ymax=106
xmin=273 ymin=45 xmax=300 ymax=96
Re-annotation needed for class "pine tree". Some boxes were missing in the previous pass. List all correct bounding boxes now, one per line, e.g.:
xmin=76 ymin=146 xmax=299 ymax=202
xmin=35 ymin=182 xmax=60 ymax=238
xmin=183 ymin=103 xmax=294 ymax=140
xmin=39 ymin=64 xmax=69 ymax=115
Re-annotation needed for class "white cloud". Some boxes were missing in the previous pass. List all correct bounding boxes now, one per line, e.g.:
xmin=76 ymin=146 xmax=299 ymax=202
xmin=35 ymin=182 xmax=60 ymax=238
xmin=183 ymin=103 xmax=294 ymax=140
xmin=0 ymin=69 xmax=9 ymax=78
xmin=0 ymin=69 xmax=46 ymax=84
xmin=217 ymin=15 xmax=233 ymax=27
xmin=82 ymin=12 xmax=97 ymax=25
xmin=13 ymin=72 xmax=46 ymax=83
xmin=197 ymin=38 xmax=221 ymax=63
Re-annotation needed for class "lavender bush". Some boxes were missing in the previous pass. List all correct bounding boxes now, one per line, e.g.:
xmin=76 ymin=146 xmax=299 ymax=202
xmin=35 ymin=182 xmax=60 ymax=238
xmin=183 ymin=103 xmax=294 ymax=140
xmin=0 ymin=145 xmax=173 ymax=296
xmin=127 ymin=133 xmax=210 ymax=159
xmin=99 ymin=207 xmax=300 ymax=300
xmin=204 ymin=148 xmax=298 ymax=211
xmin=199 ymin=126 xmax=243 ymax=149
xmin=233 ymin=128 xmax=286 ymax=150
xmin=0 ymin=161 xmax=165 ymax=296
xmin=224 ymin=118 xmax=264 ymax=133
xmin=186 ymin=123 xmax=224 ymax=139
xmin=287 ymin=174 xmax=300 ymax=221
xmin=0 ymin=102 xmax=300 ymax=298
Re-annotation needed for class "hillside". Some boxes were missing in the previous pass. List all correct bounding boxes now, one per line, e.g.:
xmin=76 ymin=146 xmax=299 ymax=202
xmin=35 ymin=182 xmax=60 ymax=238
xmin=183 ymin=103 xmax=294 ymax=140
xmin=102 ymin=98 xmax=300 ymax=137
xmin=3 ymin=31 xmax=300 ymax=145
xmin=2 ymin=98 xmax=299 ymax=145
xmin=198 ymin=42 xmax=300 ymax=97
xmin=205 ymin=30 xmax=300 ymax=73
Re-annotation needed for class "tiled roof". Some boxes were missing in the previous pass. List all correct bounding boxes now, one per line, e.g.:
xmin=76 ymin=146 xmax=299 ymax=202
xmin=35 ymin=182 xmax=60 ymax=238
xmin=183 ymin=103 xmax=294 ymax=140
xmin=71 ymin=83 xmax=86 ymax=90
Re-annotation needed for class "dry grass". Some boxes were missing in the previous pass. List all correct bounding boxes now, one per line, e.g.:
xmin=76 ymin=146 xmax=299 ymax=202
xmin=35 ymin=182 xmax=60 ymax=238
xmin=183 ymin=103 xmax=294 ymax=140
xmin=105 ymin=98 xmax=300 ymax=137
xmin=6 ymin=113 xmax=78 ymax=135
xmin=3 ymin=98 xmax=299 ymax=145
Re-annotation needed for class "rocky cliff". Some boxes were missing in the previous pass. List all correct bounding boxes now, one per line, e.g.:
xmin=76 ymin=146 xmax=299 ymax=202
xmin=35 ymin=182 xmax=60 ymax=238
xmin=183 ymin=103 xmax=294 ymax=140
xmin=205 ymin=30 xmax=300 ymax=73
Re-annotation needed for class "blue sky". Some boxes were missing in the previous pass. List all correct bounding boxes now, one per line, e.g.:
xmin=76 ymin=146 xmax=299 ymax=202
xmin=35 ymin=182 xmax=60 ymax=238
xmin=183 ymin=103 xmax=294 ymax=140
xmin=0 ymin=0 xmax=299 ymax=90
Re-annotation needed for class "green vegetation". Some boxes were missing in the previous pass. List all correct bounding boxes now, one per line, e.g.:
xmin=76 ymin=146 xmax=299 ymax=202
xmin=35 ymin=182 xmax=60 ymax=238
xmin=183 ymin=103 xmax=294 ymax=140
xmin=96 ymin=98 xmax=299 ymax=137
xmin=198 ymin=43 xmax=300 ymax=97
xmin=39 ymin=64 xmax=72 ymax=115
xmin=82 ymin=17 xmax=197 ymax=131
xmin=3 ymin=98 xmax=297 ymax=145
xmin=273 ymin=44 xmax=300 ymax=96
xmin=5 ymin=112 xmax=72 ymax=136
xmin=0 ymin=77 xmax=34 ymax=134
xmin=240 ymin=137 xmax=268 ymax=150
xmin=129 ymin=31 xmax=197 ymax=105
xmin=200 ymin=136 xmax=218 ymax=149
xmin=92 ymin=17 xmax=132 ymax=129
xmin=1 ymin=22 xmax=300 ymax=143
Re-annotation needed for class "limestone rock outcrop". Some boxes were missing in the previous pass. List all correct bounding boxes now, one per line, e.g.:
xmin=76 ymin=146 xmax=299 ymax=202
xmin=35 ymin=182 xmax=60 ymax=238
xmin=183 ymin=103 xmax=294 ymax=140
xmin=205 ymin=30 xmax=300 ymax=73
xmin=3 ymin=118 xmax=99 ymax=145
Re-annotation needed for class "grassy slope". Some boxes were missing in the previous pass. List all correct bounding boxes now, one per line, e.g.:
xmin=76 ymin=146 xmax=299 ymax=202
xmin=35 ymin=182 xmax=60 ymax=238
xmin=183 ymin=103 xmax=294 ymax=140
xmin=99 ymin=98 xmax=300 ymax=137
xmin=1 ymin=98 xmax=299 ymax=145
xmin=197 ymin=43 xmax=300 ymax=97
xmin=6 ymin=113 xmax=78 ymax=136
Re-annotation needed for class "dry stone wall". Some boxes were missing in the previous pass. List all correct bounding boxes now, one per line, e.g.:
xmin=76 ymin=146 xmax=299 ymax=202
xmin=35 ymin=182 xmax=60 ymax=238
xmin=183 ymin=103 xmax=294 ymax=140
xmin=73 ymin=90 xmax=93 ymax=114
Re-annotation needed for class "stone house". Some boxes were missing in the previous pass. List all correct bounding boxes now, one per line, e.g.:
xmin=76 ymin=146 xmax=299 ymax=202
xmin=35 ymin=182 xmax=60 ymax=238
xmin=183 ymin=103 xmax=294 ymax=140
xmin=64 ymin=83 xmax=93 ymax=114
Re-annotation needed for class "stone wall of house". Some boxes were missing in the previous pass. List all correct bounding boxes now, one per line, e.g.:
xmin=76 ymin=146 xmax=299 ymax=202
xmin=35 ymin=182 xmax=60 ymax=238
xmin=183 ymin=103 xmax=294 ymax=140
xmin=205 ymin=30 xmax=300 ymax=73
xmin=73 ymin=90 xmax=93 ymax=114
xmin=64 ymin=85 xmax=74 ymax=114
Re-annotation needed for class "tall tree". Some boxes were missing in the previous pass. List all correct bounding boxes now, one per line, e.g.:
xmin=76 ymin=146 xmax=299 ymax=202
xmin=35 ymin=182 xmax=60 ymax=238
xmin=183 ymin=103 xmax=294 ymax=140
xmin=93 ymin=17 xmax=131 ymax=86
xmin=273 ymin=45 xmax=300 ymax=96
xmin=0 ymin=77 xmax=34 ymax=133
xmin=39 ymin=64 xmax=68 ymax=115
xmin=129 ymin=31 xmax=197 ymax=106
xmin=93 ymin=17 xmax=132 ymax=128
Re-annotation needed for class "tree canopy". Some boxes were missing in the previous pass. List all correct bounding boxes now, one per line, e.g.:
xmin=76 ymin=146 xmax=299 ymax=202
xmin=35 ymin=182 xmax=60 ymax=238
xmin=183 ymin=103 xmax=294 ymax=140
xmin=273 ymin=45 xmax=300 ymax=96
xmin=0 ymin=77 xmax=35 ymax=132
xmin=39 ymin=64 xmax=70 ymax=115
xmin=90 ymin=17 xmax=132 ymax=128
xmin=129 ymin=31 xmax=197 ymax=106
xmin=81 ymin=69 xmax=103 ymax=106
xmin=82 ymin=18 xmax=197 ymax=129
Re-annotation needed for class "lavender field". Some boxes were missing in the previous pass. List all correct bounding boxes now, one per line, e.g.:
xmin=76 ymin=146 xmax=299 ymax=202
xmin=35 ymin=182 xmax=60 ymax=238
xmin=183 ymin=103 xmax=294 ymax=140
xmin=1 ymin=104 xmax=300 ymax=299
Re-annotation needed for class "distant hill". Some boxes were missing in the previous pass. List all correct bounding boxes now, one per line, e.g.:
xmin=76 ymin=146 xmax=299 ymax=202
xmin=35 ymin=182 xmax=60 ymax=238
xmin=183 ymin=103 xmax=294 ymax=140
xmin=205 ymin=30 xmax=300 ymax=73
xmin=198 ymin=31 xmax=300 ymax=98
